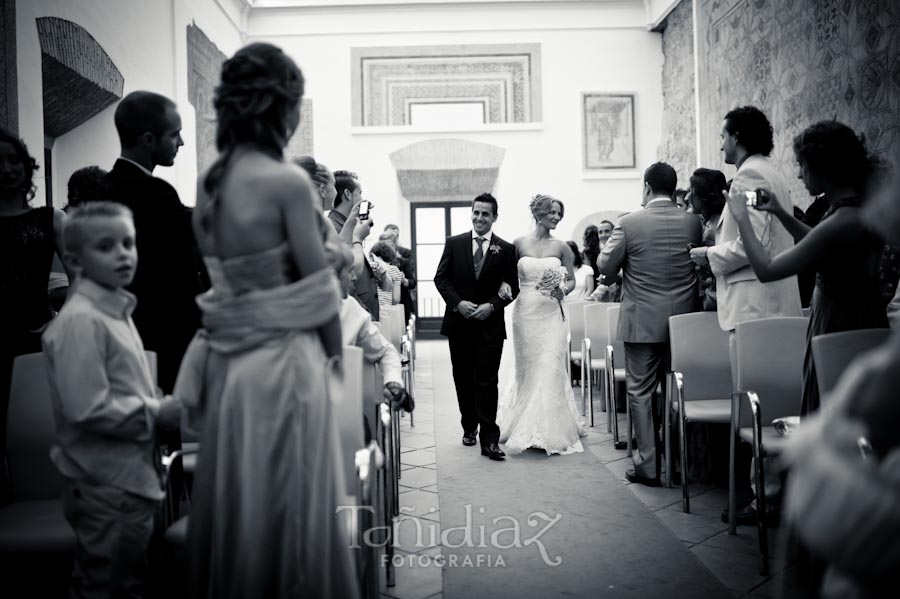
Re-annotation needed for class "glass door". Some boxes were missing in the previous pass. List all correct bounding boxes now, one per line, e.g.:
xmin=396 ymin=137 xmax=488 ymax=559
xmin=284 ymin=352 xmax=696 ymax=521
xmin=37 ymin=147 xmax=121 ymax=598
xmin=411 ymin=202 xmax=473 ymax=338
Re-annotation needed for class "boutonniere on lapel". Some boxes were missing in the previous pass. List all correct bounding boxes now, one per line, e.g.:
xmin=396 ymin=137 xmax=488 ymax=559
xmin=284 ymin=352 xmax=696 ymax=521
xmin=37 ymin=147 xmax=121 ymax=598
xmin=489 ymin=244 xmax=501 ymax=255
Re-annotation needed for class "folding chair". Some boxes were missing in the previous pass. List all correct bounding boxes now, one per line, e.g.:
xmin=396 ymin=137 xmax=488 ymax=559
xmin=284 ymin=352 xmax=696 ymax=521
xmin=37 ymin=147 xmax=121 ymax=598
xmin=811 ymin=328 xmax=891 ymax=400
xmin=665 ymin=312 xmax=733 ymax=501
xmin=566 ymin=300 xmax=591 ymax=382
xmin=0 ymin=353 xmax=74 ymax=561
xmin=606 ymin=306 xmax=629 ymax=451
xmin=731 ymin=316 xmax=807 ymax=575
xmin=581 ymin=303 xmax=616 ymax=427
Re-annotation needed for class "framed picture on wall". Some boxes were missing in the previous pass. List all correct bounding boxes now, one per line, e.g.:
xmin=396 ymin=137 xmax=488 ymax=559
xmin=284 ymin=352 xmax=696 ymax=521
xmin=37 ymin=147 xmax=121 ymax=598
xmin=582 ymin=93 xmax=636 ymax=169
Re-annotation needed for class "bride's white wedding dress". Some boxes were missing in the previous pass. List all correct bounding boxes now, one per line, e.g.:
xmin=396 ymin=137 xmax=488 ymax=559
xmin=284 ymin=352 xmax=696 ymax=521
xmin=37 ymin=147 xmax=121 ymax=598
xmin=498 ymin=256 xmax=587 ymax=455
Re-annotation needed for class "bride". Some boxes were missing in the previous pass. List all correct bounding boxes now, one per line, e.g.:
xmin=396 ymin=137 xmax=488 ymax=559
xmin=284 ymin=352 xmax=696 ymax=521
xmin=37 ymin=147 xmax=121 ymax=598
xmin=497 ymin=194 xmax=587 ymax=455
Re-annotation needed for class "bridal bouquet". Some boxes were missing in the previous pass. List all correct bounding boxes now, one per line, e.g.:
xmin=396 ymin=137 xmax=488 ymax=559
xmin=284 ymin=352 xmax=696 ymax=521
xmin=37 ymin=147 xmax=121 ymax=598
xmin=536 ymin=268 xmax=566 ymax=321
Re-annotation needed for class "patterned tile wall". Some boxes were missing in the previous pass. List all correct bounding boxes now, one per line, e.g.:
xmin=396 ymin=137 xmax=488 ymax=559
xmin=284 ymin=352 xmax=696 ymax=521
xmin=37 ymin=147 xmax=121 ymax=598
xmin=695 ymin=0 xmax=900 ymax=209
xmin=352 ymin=44 xmax=541 ymax=127
xmin=658 ymin=0 xmax=697 ymax=187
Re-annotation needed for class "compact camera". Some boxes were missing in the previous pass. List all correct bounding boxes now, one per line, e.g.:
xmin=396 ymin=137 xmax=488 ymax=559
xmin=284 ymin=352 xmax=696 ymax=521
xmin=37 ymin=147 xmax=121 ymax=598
xmin=745 ymin=189 xmax=769 ymax=208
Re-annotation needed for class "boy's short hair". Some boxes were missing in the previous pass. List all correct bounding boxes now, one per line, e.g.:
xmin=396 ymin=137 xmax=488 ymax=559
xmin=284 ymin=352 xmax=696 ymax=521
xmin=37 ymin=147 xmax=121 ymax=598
xmin=64 ymin=201 xmax=134 ymax=254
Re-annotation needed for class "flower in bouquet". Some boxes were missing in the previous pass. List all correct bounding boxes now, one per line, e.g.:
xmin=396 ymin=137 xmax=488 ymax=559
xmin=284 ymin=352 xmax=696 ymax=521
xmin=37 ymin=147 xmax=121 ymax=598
xmin=536 ymin=268 xmax=566 ymax=321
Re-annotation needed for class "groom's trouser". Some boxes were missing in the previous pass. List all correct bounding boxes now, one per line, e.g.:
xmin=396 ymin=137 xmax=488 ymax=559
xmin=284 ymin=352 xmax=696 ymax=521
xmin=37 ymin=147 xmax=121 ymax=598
xmin=624 ymin=342 xmax=670 ymax=479
xmin=447 ymin=333 xmax=503 ymax=446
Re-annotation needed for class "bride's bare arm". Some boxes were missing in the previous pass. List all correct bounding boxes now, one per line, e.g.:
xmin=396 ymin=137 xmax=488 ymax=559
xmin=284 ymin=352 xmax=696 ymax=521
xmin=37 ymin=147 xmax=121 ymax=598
xmin=558 ymin=240 xmax=577 ymax=297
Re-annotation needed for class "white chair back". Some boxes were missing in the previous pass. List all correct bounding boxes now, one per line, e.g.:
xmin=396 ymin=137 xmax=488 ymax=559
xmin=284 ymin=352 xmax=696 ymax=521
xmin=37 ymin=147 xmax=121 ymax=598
xmin=336 ymin=346 xmax=365 ymax=489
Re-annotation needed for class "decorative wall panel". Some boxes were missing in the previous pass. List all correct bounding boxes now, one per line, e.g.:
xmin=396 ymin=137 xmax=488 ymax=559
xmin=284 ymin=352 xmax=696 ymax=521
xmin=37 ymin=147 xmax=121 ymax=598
xmin=351 ymin=44 xmax=542 ymax=126
xmin=696 ymin=0 xmax=900 ymax=209
xmin=187 ymin=24 xmax=226 ymax=177
xmin=284 ymin=98 xmax=314 ymax=162
xmin=36 ymin=18 xmax=123 ymax=139
xmin=389 ymin=139 xmax=505 ymax=202
xmin=658 ymin=0 xmax=697 ymax=186
xmin=1 ymin=0 xmax=17 ymax=134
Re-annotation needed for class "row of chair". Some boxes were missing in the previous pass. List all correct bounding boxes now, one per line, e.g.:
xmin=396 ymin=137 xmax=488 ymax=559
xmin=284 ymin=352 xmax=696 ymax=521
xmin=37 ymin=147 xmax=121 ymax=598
xmin=0 ymin=307 xmax=418 ymax=597
xmin=567 ymin=301 xmax=890 ymax=576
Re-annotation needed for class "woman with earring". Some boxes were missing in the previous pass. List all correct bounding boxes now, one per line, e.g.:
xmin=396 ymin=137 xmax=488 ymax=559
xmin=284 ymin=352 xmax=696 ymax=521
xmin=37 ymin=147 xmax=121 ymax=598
xmin=496 ymin=194 xmax=587 ymax=456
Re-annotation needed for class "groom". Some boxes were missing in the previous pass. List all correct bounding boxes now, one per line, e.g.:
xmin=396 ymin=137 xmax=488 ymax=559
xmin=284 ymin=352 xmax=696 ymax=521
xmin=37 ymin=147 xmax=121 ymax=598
xmin=435 ymin=193 xmax=519 ymax=461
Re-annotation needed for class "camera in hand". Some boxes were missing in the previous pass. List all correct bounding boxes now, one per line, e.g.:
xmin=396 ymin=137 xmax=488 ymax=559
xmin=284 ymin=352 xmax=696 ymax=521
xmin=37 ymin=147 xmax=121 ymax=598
xmin=744 ymin=189 xmax=769 ymax=208
xmin=358 ymin=200 xmax=371 ymax=220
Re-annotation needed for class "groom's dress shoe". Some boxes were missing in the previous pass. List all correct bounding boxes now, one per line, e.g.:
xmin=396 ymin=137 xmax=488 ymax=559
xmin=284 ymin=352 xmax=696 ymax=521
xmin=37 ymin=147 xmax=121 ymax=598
xmin=462 ymin=433 xmax=477 ymax=446
xmin=625 ymin=469 xmax=661 ymax=487
xmin=481 ymin=443 xmax=506 ymax=461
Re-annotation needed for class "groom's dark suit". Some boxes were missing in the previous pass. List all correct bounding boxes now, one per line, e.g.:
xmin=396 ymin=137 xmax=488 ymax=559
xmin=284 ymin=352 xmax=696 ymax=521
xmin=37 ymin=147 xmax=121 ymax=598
xmin=435 ymin=231 xmax=518 ymax=446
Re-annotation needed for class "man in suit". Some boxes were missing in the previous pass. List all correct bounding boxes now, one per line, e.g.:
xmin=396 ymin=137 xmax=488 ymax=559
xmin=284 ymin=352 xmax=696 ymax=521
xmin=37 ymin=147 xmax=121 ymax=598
xmin=434 ymin=194 xmax=519 ymax=461
xmin=600 ymin=162 xmax=702 ymax=486
xmin=690 ymin=105 xmax=801 ymax=524
xmin=102 ymin=91 xmax=208 ymax=394
xmin=330 ymin=170 xmax=382 ymax=320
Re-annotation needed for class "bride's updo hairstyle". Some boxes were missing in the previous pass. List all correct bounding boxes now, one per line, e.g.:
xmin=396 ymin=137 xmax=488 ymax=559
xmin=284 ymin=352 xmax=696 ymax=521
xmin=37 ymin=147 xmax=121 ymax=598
xmin=203 ymin=42 xmax=304 ymax=199
xmin=530 ymin=194 xmax=565 ymax=223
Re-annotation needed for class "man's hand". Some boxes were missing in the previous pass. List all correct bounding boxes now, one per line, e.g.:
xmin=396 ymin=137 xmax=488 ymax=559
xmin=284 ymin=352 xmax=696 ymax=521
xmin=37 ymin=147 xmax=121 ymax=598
xmin=470 ymin=303 xmax=494 ymax=320
xmin=690 ymin=246 xmax=709 ymax=266
xmin=456 ymin=300 xmax=478 ymax=318
xmin=497 ymin=281 xmax=513 ymax=300
xmin=352 ymin=217 xmax=373 ymax=243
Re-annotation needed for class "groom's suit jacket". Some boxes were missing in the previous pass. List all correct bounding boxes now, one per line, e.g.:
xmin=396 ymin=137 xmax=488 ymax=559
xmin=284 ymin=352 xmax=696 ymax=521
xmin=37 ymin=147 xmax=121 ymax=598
xmin=599 ymin=199 xmax=702 ymax=343
xmin=434 ymin=232 xmax=519 ymax=339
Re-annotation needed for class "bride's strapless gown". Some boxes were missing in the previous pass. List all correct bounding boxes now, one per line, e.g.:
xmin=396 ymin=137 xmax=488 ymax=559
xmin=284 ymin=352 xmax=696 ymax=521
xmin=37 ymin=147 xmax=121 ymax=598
xmin=498 ymin=256 xmax=586 ymax=455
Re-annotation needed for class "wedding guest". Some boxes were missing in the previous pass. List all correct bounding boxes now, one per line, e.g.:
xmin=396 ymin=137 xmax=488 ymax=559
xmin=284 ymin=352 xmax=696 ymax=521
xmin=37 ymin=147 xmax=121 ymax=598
xmin=42 ymin=202 xmax=182 ymax=598
xmin=382 ymin=225 xmax=417 ymax=319
xmin=565 ymin=240 xmax=596 ymax=301
xmin=331 ymin=169 xmax=382 ymax=319
xmin=371 ymin=240 xmax=403 ymax=308
xmin=724 ymin=120 xmax=888 ymax=416
xmin=65 ymin=165 xmax=107 ymax=211
xmin=175 ymin=42 xmax=357 ymax=598
xmin=689 ymin=107 xmax=801 ymax=525
xmin=0 ymin=128 xmax=67 ymax=462
xmin=582 ymin=225 xmax=602 ymax=282
xmin=688 ymin=168 xmax=727 ymax=311
xmin=101 ymin=91 xmax=208 ymax=394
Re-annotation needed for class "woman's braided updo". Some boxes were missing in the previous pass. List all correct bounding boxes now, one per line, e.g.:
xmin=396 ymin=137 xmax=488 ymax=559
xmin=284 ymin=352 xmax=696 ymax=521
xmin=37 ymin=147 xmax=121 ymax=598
xmin=202 ymin=43 xmax=305 ymax=232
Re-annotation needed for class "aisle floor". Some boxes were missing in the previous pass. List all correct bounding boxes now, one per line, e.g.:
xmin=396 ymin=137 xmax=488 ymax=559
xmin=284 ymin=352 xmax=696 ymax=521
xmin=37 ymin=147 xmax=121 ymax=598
xmin=384 ymin=340 xmax=795 ymax=599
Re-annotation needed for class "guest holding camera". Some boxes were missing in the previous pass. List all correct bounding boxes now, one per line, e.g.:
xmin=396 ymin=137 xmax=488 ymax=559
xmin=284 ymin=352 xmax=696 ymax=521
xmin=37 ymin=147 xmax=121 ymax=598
xmin=724 ymin=120 xmax=888 ymax=416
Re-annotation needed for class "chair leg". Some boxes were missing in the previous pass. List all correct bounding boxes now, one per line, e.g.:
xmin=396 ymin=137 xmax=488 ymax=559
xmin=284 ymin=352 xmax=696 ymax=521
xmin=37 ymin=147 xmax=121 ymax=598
xmin=626 ymin=393 xmax=632 ymax=457
xmin=664 ymin=375 xmax=671 ymax=489
xmin=581 ymin=360 xmax=587 ymax=417
xmin=584 ymin=364 xmax=590 ymax=418
xmin=605 ymin=367 xmax=613 ymax=434
xmin=680 ymin=413 xmax=689 ymax=512
xmin=728 ymin=393 xmax=738 ymax=535
xmin=751 ymin=419 xmax=770 ymax=576
xmin=599 ymin=367 xmax=607 ymax=412
xmin=589 ymin=370 xmax=595 ymax=427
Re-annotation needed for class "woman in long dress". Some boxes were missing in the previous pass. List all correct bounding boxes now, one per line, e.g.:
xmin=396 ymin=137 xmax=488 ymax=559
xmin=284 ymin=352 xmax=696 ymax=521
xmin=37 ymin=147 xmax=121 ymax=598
xmin=498 ymin=195 xmax=587 ymax=455
xmin=174 ymin=43 xmax=358 ymax=598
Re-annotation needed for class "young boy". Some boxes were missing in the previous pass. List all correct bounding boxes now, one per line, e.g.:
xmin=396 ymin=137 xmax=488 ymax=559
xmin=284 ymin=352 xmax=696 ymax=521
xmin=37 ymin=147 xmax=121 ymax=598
xmin=41 ymin=201 xmax=181 ymax=598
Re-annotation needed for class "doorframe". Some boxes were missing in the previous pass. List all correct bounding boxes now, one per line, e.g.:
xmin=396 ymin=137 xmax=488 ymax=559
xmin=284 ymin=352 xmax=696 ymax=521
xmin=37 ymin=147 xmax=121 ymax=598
xmin=410 ymin=201 xmax=471 ymax=339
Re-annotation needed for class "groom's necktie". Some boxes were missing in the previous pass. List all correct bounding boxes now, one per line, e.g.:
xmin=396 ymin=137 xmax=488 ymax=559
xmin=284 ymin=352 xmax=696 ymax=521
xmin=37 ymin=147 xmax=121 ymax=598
xmin=473 ymin=236 xmax=486 ymax=279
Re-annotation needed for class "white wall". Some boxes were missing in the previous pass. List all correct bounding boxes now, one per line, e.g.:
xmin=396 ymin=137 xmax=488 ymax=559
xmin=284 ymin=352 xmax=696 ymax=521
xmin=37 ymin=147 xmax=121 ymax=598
xmin=15 ymin=0 xmax=243 ymax=207
xmin=247 ymin=1 xmax=664 ymax=246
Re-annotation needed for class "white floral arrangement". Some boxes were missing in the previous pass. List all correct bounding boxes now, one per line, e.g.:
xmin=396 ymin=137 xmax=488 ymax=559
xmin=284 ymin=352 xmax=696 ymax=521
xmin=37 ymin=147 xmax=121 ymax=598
xmin=536 ymin=268 xmax=565 ymax=321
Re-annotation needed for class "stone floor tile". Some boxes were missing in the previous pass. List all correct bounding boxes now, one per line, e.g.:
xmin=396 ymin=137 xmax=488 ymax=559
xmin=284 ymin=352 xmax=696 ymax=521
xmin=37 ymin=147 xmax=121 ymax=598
xmin=395 ymin=516 xmax=441 ymax=552
xmin=587 ymin=440 xmax=631 ymax=463
xmin=401 ymin=435 xmax=436 ymax=450
xmin=381 ymin=552 xmax=443 ymax=599
xmin=603 ymin=455 xmax=634 ymax=481
xmin=626 ymin=481 xmax=684 ymax=509
xmin=420 ymin=484 xmax=438 ymax=493
xmin=401 ymin=450 xmax=437 ymax=467
xmin=420 ymin=508 xmax=441 ymax=522
xmin=396 ymin=467 xmax=438 ymax=489
xmin=689 ymin=544 xmax=775 ymax=594
xmin=653 ymin=508 xmax=729 ymax=544
xmin=700 ymin=529 xmax=787 ymax=562
xmin=399 ymin=489 xmax=440 ymax=518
